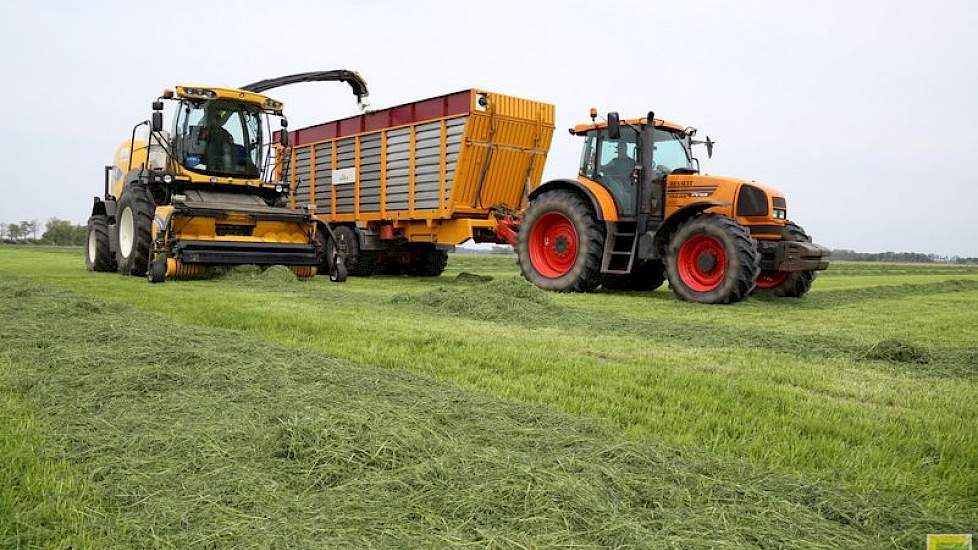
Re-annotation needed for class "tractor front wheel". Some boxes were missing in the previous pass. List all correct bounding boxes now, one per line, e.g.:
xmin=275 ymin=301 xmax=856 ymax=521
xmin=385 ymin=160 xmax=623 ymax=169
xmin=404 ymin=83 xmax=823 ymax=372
xmin=665 ymin=214 xmax=759 ymax=304
xmin=517 ymin=190 xmax=604 ymax=292
xmin=115 ymin=185 xmax=155 ymax=276
xmin=753 ymin=221 xmax=816 ymax=298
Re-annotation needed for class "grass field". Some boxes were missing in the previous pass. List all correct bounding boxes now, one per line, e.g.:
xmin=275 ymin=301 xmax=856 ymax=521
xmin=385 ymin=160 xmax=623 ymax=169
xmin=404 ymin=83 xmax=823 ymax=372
xmin=1 ymin=245 xmax=976 ymax=548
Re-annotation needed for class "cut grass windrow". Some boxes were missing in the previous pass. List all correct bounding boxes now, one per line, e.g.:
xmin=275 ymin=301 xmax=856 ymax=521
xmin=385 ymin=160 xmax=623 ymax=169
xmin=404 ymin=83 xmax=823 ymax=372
xmin=0 ymin=275 xmax=970 ymax=548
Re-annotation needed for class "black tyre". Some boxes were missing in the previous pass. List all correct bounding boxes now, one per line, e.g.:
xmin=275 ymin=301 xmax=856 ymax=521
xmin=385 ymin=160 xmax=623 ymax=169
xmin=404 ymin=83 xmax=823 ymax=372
xmin=329 ymin=225 xmax=376 ymax=276
xmin=753 ymin=221 xmax=816 ymax=298
xmin=115 ymin=185 xmax=155 ymax=276
xmin=85 ymin=214 xmax=116 ymax=272
xmin=405 ymin=244 xmax=448 ymax=277
xmin=602 ymin=260 xmax=667 ymax=291
xmin=517 ymin=190 xmax=604 ymax=292
xmin=665 ymin=214 xmax=760 ymax=304
xmin=148 ymin=253 xmax=166 ymax=283
xmin=315 ymin=226 xmax=348 ymax=283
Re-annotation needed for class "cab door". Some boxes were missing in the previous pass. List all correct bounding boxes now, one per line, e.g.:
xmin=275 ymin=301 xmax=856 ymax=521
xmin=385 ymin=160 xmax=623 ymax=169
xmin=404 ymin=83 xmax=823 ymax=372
xmin=584 ymin=127 xmax=640 ymax=219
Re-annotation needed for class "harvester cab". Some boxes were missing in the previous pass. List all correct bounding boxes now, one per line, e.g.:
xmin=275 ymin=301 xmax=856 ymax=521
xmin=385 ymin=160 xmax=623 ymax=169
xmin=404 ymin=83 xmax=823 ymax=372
xmin=515 ymin=110 xmax=830 ymax=304
xmin=86 ymin=70 xmax=369 ymax=283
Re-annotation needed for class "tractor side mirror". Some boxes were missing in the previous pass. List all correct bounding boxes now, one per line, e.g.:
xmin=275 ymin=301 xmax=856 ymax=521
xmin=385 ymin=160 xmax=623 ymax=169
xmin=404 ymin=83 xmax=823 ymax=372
xmin=607 ymin=112 xmax=620 ymax=139
xmin=706 ymin=136 xmax=714 ymax=158
xmin=280 ymin=118 xmax=290 ymax=148
xmin=150 ymin=101 xmax=164 ymax=133
xmin=151 ymin=111 xmax=163 ymax=133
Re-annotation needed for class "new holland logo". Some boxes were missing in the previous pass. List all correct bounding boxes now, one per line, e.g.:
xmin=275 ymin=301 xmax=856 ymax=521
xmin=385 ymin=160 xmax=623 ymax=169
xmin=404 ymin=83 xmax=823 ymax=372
xmin=928 ymin=534 xmax=973 ymax=550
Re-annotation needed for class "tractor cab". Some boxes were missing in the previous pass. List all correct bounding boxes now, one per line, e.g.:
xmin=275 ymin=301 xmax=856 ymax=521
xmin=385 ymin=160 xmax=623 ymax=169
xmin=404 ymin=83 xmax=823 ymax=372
xmin=573 ymin=114 xmax=697 ymax=222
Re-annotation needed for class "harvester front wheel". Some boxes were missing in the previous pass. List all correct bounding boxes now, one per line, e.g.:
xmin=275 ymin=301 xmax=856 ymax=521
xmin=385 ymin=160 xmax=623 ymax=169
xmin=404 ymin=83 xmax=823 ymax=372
xmin=665 ymin=215 xmax=759 ymax=304
xmin=602 ymin=260 xmax=667 ymax=291
xmin=85 ymin=215 xmax=116 ymax=272
xmin=517 ymin=190 xmax=604 ymax=292
xmin=753 ymin=221 xmax=816 ymax=298
xmin=330 ymin=225 xmax=376 ymax=276
xmin=406 ymin=244 xmax=448 ymax=277
xmin=115 ymin=185 xmax=155 ymax=276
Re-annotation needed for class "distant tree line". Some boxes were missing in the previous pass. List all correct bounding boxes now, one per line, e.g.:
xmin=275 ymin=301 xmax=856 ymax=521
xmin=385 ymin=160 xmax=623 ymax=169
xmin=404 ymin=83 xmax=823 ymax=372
xmin=0 ymin=218 xmax=87 ymax=246
xmin=830 ymin=249 xmax=978 ymax=265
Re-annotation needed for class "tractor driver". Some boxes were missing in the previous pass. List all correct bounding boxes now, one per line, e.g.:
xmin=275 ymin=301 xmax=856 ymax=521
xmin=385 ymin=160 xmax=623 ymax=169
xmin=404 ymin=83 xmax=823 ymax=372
xmin=199 ymin=106 xmax=234 ymax=173
xmin=600 ymin=140 xmax=637 ymax=212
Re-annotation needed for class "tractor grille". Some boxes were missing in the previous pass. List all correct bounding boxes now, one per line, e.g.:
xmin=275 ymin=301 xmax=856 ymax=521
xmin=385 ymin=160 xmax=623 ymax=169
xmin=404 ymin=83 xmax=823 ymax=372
xmin=736 ymin=185 xmax=769 ymax=217
xmin=215 ymin=224 xmax=254 ymax=237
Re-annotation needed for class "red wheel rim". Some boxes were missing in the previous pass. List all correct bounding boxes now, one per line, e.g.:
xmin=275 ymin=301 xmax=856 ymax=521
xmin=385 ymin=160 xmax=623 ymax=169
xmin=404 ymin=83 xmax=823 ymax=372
xmin=755 ymin=270 xmax=788 ymax=289
xmin=528 ymin=211 xmax=579 ymax=278
xmin=677 ymin=234 xmax=728 ymax=292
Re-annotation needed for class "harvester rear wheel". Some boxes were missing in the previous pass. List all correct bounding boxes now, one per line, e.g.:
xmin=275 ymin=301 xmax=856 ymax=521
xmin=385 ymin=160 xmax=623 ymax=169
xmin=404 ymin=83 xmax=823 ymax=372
xmin=753 ymin=221 xmax=816 ymax=298
xmin=602 ymin=260 xmax=667 ymax=291
xmin=406 ymin=244 xmax=448 ymax=277
xmin=665 ymin=214 xmax=759 ymax=304
xmin=85 ymin=214 xmax=116 ymax=272
xmin=115 ymin=185 xmax=155 ymax=277
xmin=517 ymin=190 xmax=604 ymax=292
xmin=329 ymin=225 xmax=376 ymax=276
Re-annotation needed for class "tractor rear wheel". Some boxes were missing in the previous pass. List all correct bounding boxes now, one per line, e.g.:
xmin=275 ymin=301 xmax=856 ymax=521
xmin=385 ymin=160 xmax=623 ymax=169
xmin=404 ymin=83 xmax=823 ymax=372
xmin=115 ymin=185 xmax=155 ymax=276
xmin=330 ymin=225 xmax=376 ymax=276
xmin=753 ymin=221 xmax=816 ymax=298
xmin=406 ymin=244 xmax=448 ymax=277
xmin=517 ymin=190 xmax=604 ymax=292
xmin=665 ymin=214 xmax=759 ymax=304
xmin=602 ymin=260 xmax=667 ymax=291
xmin=85 ymin=214 xmax=116 ymax=272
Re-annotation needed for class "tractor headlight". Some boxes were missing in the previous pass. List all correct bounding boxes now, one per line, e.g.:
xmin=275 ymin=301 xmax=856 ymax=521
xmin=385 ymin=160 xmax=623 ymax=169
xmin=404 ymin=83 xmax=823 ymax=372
xmin=163 ymin=174 xmax=173 ymax=184
xmin=773 ymin=208 xmax=787 ymax=219
xmin=275 ymin=184 xmax=284 ymax=193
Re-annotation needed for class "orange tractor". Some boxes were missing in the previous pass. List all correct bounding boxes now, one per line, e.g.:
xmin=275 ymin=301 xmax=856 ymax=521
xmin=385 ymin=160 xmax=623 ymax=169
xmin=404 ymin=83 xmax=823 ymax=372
xmin=511 ymin=111 xmax=829 ymax=304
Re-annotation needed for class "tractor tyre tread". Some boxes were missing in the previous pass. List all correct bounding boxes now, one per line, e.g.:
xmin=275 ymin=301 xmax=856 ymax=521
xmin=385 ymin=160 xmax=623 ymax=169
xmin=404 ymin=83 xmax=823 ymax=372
xmin=665 ymin=214 xmax=760 ymax=304
xmin=756 ymin=221 xmax=817 ymax=298
xmin=331 ymin=225 xmax=376 ymax=276
xmin=406 ymin=244 xmax=449 ymax=277
xmin=115 ymin=184 xmax=155 ymax=277
xmin=517 ymin=190 xmax=604 ymax=292
xmin=85 ymin=215 xmax=116 ymax=272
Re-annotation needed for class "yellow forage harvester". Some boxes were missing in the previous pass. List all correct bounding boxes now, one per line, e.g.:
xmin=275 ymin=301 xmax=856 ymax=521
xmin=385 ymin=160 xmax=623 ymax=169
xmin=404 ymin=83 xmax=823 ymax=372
xmin=85 ymin=70 xmax=369 ymax=283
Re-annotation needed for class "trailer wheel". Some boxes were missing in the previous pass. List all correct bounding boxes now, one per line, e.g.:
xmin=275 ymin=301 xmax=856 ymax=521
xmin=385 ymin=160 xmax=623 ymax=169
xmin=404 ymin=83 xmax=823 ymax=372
xmin=115 ymin=185 xmax=155 ymax=276
xmin=85 ymin=214 xmax=116 ymax=272
xmin=753 ymin=221 xmax=816 ymax=298
xmin=602 ymin=260 xmax=666 ymax=291
xmin=518 ymin=190 xmax=604 ymax=292
xmin=329 ymin=225 xmax=376 ymax=276
xmin=665 ymin=214 xmax=759 ymax=304
xmin=406 ymin=244 xmax=448 ymax=277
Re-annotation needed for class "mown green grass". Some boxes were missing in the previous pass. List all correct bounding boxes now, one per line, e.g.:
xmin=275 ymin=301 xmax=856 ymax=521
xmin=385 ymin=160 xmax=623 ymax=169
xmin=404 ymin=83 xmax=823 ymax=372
xmin=1 ymin=246 xmax=977 ymax=545
xmin=0 ymin=363 xmax=105 ymax=549
xmin=3 ymin=275 xmax=959 ymax=548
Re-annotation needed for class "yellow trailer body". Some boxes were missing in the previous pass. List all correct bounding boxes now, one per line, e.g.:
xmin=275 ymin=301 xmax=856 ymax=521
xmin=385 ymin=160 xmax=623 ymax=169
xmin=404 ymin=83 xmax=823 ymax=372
xmin=281 ymin=89 xmax=555 ymax=246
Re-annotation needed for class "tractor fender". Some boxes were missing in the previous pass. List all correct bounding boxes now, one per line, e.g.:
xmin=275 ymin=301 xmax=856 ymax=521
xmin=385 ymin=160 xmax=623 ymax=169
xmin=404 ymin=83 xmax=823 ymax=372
xmin=650 ymin=201 xmax=726 ymax=256
xmin=529 ymin=179 xmax=612 ymax=220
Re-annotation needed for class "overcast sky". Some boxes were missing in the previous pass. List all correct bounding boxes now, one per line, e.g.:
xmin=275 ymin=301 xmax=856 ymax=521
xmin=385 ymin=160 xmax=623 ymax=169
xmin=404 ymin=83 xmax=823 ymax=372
xmin=1 ymin=1 xmax=975 ymax=255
